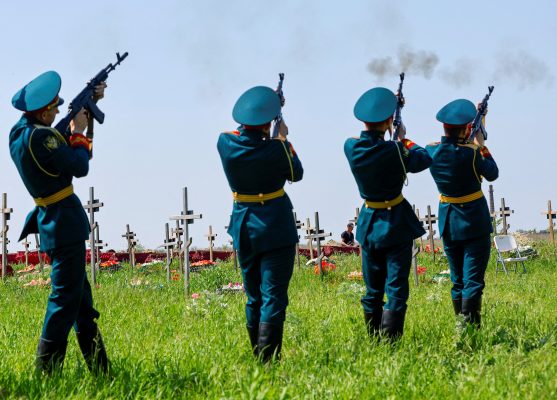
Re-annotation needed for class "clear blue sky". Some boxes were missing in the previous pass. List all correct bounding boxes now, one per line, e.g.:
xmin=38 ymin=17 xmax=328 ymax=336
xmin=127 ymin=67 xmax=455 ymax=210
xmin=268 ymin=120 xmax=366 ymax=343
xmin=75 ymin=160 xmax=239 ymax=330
xmin=1 ymin=0 xmax=556 ymax=251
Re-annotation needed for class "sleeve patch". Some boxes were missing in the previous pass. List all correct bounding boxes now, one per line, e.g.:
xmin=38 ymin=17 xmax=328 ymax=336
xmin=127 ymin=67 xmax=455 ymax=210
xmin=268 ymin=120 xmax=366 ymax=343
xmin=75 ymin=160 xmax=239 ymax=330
xmin=43 ymin=135 xmax=61 ymax=151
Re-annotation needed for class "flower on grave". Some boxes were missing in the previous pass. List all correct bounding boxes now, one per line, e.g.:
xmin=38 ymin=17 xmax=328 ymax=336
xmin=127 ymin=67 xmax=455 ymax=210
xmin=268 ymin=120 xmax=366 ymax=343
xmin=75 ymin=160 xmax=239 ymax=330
xmin=23 ymin=277 xmax=51 ymax=287
xmin=314 ymin=261 xmax=336 ymax=275
xmin=347 ymin=270 xmax=363 ymax=280
xmin=100 ymin=260 xmax=119 ymax=268
xmin=225 ymin=282 xmax=243 ymax=290
xmin=191 ymin=293 xmax=200 ymax=299
xmin=191 ymin=260 xmax=216 ymax=267
xmin=417 ymin=266 xmax=426 ymax=275
xmin=424 ymin=245 xmax=442 ymax=254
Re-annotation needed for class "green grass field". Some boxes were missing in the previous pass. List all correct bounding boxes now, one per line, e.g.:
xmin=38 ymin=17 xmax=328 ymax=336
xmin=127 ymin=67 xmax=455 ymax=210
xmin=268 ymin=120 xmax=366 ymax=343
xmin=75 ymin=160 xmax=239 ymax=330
xmin=1 ymin=244 xmax=557 ymax=399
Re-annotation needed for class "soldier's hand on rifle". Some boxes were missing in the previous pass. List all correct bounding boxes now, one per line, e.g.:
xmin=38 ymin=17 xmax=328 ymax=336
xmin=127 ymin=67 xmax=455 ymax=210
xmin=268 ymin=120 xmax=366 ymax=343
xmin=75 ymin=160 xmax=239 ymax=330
xmin=478 ymin=103 xmax=488 ymax=116
xmin=474 ymin=131 xmax=485 ymax=146
xmin=93 ymin=81 xmax=107 ymax=101
xmin=70 ymin=109 xmax=88 ymax=134
xmin=396 ymin=91 xmax=405 ymax=107
xmin=396 ymin=122 xmax=407 ymax=140
xmin=277 ymin=120 xmax=289 ymax=141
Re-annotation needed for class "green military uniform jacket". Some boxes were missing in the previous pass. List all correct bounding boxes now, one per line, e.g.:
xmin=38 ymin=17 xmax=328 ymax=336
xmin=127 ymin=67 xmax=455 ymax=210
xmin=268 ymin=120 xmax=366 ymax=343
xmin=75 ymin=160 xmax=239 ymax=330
xmin=217 ymin=128 xmax=303 ymax=254
xmin=344 ymin=131 xmax=432 ymax=248
xmin=426 ymin=137 xmax=499 ymax=241
xmin=9 ymin=115 xmax=90 ymax=250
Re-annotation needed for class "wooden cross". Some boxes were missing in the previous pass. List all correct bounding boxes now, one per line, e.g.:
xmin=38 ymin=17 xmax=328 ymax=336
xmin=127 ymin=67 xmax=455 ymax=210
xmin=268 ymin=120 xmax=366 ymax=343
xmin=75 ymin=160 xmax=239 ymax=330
xmin=1 ymin=193 xmax=13 ymax=280
xmin=488 ymin=184 xmax=497 ymax=234
xmin=411 ymin=205 xmax=420 ymax=287
xmin=169 ymin=187 xmax=202 ymax=297
xmin=414 ymin=206 xmax=424 ymax=250
xmin=542 ymin=200 xmax=556 ymax=245
xmin=496 ymin=198 xmax=513 ymax=235
xmin=122 ymin=224 xmax=137 ymax=270
xmin=22 ymin=237 xmax=31 ymax=267
xmin=349 ymin=207 xmax=360 ymax=226
xmin=304 ymin=217 xmax=316 ymax=259
xmin=304 ymin=212 xmax=331 ymax=277
xmin=34 ymin=234 xmax=44 ymax=272
xmin=171 ymin=220 xmax=184 ymax=274
xmin=83 ymin=187 xmax=103 ymax=285
xmin=94 ymin=223 xmax=106 ymax=263
xmin=420 ymin=205 xmax=438 ymax=261
xmin=293 ymin=212 xmax=304 ymax=268
xmin=205 ymin=225 xmax=217 ymax=262
xmin=224 ymin=219 xmax=238 ymax=269
xmin=162 ymin=223 xmax=175 ymax=281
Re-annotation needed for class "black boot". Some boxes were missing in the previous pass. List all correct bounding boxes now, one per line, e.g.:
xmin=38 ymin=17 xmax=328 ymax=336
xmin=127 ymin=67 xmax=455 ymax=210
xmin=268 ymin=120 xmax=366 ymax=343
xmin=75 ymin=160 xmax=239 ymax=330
xmin=76 ymin=327 xmax=109 ymax=374
xmin=462 ymin=297 xmax=482 ymax=329
xmin=452 ymin=298 xmax=462 ymax=315
xmin=246 ymin=325 xmax=259 ymax=357
xmin=257 ymin=322 xmax=283 ymax=363
xmin=35 ymin=338 xmax=67 ymax=375
xmin=452 ymin=298 xmax=466 ymax=334
xmin=380 ymin=309 xmax=406 ymax=341
xmin=364 ymin=310 xmax=382 ymax=339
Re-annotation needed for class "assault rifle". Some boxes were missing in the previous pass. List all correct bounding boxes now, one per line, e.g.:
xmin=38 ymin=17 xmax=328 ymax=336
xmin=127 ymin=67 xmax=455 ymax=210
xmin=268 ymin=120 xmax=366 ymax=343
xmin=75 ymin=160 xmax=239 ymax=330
xmin=392 ymin=72 xmax=405 ymax=141
xmin=271 ymin=73 xmax=285 ymax=139
xmin=55 ymin=52 xmax=129 ymax=136
xmin=468 ymin=86 xmax=494 ymax=143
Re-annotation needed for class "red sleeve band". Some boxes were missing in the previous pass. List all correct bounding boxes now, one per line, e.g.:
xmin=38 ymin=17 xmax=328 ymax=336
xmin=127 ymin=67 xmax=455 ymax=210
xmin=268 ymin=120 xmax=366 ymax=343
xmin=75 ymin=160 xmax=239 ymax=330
xmin=289 ymin=142 xmax=297 ymax=156
xmin=480 ymin=146 xmax=491 ymax=157
xmin=69 ymin=133 xmax=90 ymax=151
xmin=401 ymin=139 xmax=416 ymax=150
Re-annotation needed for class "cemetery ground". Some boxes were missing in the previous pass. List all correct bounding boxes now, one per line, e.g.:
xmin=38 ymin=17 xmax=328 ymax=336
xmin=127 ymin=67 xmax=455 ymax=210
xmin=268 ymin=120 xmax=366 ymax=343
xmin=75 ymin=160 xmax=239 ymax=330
xmin=1 ymin=244 xmax=557 ymax=399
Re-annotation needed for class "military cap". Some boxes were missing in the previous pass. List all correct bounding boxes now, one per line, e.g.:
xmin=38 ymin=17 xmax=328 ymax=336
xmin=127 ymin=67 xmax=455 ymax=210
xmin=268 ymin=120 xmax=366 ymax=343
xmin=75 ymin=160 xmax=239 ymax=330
xmin=232 ymin=86 xmax=281 ymax=125
xmin=354 ymin=87 xmax=397 ymax=123
xmin=436 ymin=99 xmax=476 ymax=125
xmin=11 ymin=71 xmax=64 ymax=112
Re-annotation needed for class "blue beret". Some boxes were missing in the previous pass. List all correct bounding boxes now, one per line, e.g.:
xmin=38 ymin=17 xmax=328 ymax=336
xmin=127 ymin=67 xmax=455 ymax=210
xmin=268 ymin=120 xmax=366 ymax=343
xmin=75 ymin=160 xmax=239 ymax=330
xmin=436 ymin=99 xmax=476 ymax=125
xmin=233 ymin=86 xmax=281 ymax=125
xmin=12 ymin=71 xmax=64 ymax=112
xmin=354 ymin=87 xmax=397 ymax=123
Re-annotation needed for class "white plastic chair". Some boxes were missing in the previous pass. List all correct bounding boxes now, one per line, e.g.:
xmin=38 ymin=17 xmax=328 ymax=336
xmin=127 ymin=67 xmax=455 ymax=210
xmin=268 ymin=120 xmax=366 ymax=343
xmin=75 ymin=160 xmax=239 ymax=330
xmin=493 ymin=235 xmax=528 ymax=275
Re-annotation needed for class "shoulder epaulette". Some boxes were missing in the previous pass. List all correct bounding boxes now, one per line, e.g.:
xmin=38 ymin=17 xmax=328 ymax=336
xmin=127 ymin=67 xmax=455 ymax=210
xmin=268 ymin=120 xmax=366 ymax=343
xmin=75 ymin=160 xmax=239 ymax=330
xmin=224 ymin=130 xmax=240 ymax=136
xmin=33 ymin=125 xmax=67 ymax=143
xmin=427 ymin=141 xmax=441 ymax=146
xmin=457 ymin=143 xmax=479 ymax=150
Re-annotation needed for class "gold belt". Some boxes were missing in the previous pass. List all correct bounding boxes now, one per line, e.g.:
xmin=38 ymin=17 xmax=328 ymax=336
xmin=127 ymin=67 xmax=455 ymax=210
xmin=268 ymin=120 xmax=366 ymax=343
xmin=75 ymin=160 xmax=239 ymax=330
xmin=365 ymin=193 xmax=404 ymax=209
xmin=34 ymin=185 xmax=74 ymax=207
xmin=439 ymin=190 xmax=483 ymax=204
xmin=232 ymin=188 xmax=285 ymax=203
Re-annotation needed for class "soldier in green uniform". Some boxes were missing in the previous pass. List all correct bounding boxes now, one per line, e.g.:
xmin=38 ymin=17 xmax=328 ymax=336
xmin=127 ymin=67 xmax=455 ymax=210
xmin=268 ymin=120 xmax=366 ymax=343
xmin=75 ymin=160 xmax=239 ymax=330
xmin=344 ymin=87 xmax=432 ymax=340
xmin=217 ymin=86 xmax=303 ymax=362
xmin=9 ymin=71 xmax=109 ymax=374
xmin=426 ymin=99 xmax=498 ymax=329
